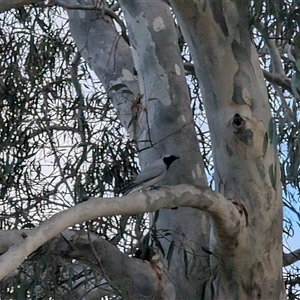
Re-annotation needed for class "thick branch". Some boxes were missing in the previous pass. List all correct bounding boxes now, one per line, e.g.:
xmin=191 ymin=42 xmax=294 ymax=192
xmin=0 ymin=230 xmax=29 ymax=254
xmin=0 ymin=229 xmax=160 ymax=299
xmin=0 ymin=184 xmax=242 ymax=279
xmin=42 ymin=230 xmax=161 ymax=299
xmin=0 ymin=0 xmax=42 ymax=13
xmin=254 ymin=20 xmax=286 ymax=77
xmin=283 ymin=248 xmax=300 ymax=267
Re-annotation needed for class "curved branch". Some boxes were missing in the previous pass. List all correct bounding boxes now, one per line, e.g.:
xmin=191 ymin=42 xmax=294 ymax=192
xmin=254 ymin=20 xmax=285 ymax=77
xmin=0 ymin=184 xmax=242 ymax=280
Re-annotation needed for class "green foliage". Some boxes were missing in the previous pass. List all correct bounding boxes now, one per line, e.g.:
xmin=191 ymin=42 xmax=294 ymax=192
xmin=0 ymin=5 xmax=141 ymax=298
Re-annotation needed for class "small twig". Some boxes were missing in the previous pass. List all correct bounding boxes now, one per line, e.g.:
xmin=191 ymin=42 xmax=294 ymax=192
xmin=254 ymin=19 xmax=286 ymax=77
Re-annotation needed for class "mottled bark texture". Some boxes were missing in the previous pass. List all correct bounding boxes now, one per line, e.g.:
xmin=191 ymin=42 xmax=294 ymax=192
xmin=170 ymin=0 xmax=284 ymax=299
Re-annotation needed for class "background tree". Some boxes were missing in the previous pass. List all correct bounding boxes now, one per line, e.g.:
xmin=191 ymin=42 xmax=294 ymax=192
xmin=0 ymin=0 xmax=299 ymax=299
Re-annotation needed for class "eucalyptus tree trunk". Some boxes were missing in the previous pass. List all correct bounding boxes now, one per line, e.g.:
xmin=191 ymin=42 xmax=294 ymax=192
xmin=170 ymin=0 xmax=285 ymax=298
xmin=67 ymin=0 xmax=285 ymax=299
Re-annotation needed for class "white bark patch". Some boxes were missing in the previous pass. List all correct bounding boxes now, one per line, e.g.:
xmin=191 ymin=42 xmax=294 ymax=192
xmin=195 ymin=164 xmax=203 ymax=178
xmin=191 ymin=169 xmax=196 ymax=179
xmin=153 ymin=16 xmax=166 ymax=32
xmin=192 ymin=164 xmax=203 ymax=179
xmin=242 ymin=87 xmax=252 ymax=106
xmin=121 ymin=68 xmax=135 ymax=81
xmin=149 ymin=41 xmax=155 ymax=48
xmin=174 ymin=63 xmax=181 ymax=75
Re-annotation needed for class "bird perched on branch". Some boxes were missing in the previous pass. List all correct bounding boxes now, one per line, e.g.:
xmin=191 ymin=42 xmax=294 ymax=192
xmin=120 ymin=155 xmax=179 ymax=196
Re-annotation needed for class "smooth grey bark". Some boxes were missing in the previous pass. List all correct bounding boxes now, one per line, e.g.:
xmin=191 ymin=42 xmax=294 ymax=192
xmin=170 ymin=0 xmax=285 ymax=299
xmin=117 ymin=1 xmax=210 ymax=298
xmin=68 ymin=8 xmax=138 ymax=136
xmin=68 ymin=1 xmax=211 ymax=298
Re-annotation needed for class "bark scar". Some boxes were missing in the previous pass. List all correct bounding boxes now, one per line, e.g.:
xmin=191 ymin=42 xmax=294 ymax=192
xmin=210 ymin=0 xmax=229 ymax=37
xmin=231 ymin=199 xmax=249 ymax=226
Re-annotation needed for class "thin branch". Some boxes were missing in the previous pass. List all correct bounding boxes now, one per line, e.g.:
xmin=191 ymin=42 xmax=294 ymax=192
xmin=254 ymin=20 xmax=285 ymax=77
xmin=262 ymin=69 xmax=292 ymax=92
xmin=28 ymin=125 xmax=81 ymax=138
xmin=283 ymin=248 xmax=300 ymax=267
xmin=0 ymin=184 xmax=242 ymax=279
xmin=285 ymin=276 xmax=300 ymax=287
xmin=185 ymin=61 xmax=292 ymax=93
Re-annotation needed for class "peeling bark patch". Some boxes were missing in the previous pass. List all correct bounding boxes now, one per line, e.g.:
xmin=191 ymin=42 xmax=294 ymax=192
xmin=153 ymin=16 xmax=165 ymax=32
xmin=235 ymin=129 xmax=254 ymax=147
xmin=232 ymin=70 xmax=252 ymax=106
xmin=231 ymin=40 xmax=253 ymax=105
xmin=210 ymin=0 xmax=229 ymax=37
xmin=242 ymin=87 xmax=252 ymax=106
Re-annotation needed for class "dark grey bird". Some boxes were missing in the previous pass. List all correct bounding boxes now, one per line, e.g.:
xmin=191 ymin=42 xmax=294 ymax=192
xmin=120 ymin=155 xmax=179 ymax=195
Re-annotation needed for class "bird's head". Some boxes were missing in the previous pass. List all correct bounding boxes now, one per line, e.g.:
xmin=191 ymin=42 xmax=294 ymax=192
xmin=163 ymin=155 xmax=180 ymax=168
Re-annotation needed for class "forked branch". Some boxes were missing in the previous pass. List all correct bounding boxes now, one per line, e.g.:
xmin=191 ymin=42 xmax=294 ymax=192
xmin=0 ymin=184 xmax=242 ymax=280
